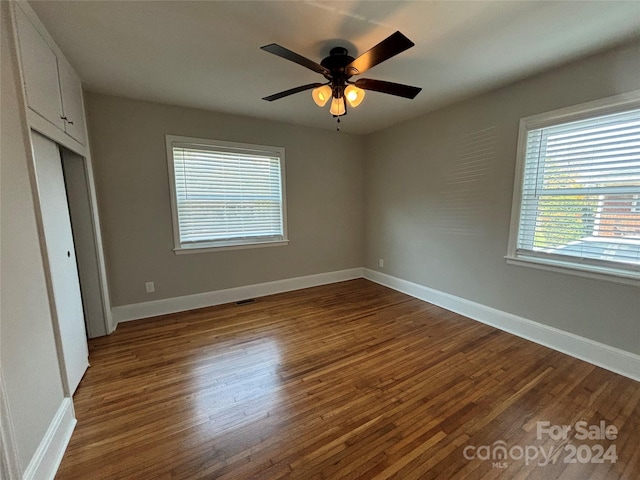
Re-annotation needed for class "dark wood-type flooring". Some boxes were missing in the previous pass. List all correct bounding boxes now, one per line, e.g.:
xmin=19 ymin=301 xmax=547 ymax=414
xmin=56 ymin=279 xmax=640 ymax=479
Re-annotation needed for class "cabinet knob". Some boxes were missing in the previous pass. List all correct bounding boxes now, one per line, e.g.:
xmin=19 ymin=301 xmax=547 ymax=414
xmin=60 ymin=115 xmax=68 ymax=121
xmin=68 ymin=120 xmax=74 ymax=125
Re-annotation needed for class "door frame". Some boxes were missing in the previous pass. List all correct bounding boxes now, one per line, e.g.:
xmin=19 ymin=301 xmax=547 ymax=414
xmin=24 ymin=122 xmax=114 ymax=338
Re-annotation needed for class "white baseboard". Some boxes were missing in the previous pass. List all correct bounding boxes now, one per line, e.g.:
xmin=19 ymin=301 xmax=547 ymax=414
xmin=110 ymin=266 xmax=638 ymax=382
xmin=364 ymin=268 xmax=640 ymax=382
xmin=0 ymin=370 xmax=21 ymax=480
xmin=22 ymin=397 xmax=76 ymax=480
xmin=112 ymin=267 xmax=364 ymax=324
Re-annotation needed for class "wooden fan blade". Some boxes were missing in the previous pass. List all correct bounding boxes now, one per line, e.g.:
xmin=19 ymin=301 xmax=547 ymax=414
xmin=346 ymin=31 xmax=414 ymax=75
xmin=354 ymin=78 xmax=421 ymax=99
xmin=262 ymin=83 xmax=325 ymax=101
xmin=261 ymin=44 xmax=330 ymax=76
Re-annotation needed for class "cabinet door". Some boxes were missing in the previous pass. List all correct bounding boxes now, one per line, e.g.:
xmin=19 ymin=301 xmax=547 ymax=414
xmin=58 ymin=59 xmax=87 ymax=145
xmin=14 ymin=6 xmax=65 ymax=130
xmin=31 ymin=131 xmax=89 ymax=395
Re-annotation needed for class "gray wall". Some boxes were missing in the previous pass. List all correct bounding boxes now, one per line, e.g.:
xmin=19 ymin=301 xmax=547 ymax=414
xmin=0 ymin=2 xmax=66 ymax=470
xmin=88 ymin=41 xmax=639 ymax=354
xmin=364 ymin=40 xmax=640 ymax=355
xmin=85 ymin=93 xmax=365 ymax=307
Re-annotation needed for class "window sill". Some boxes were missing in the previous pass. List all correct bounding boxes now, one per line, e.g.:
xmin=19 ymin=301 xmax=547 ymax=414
xmin=505 ymin=255 xmax=639 ymax=286
xmin=174 ymin=239 xmax=289 ymax=255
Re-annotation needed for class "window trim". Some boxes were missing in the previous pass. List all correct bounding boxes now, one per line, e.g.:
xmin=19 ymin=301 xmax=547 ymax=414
xmin=165 ymin=135 xmax=288 ymax=253
xmin=506 ymin=90 xmax=640 ymax=285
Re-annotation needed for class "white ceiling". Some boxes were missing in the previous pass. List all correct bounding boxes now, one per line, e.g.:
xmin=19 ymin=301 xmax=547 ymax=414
xmin=30 ymin=1 xmax=640 ymax=135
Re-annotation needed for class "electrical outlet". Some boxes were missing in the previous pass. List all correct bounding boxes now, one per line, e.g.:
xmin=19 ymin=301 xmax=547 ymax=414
xmin=379 ymin=258 xmax=384 ymax=268
xmin=145 ymin=281 xmax=155 ymax=293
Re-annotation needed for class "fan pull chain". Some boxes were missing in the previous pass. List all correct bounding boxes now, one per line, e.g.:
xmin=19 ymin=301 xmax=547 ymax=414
xmin=336 ymin=117 xmax=341 ymax=132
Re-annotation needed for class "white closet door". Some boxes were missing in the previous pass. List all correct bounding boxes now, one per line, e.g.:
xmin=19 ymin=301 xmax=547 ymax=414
xmin=31 ymin=131 xmax=88 ymax=394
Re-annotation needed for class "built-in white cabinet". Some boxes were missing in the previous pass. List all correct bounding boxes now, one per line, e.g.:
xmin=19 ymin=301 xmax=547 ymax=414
xmin=8 ymin=0 xmax=113 ymax=372
xmin=14 ymin=4 xmax=87 ymax=145
xmin=58 ymin=57 xmax=88 ymax=143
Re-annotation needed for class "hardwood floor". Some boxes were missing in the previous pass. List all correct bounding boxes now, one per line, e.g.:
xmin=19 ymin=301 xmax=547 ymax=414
xmin=56 ymin=279 xmax=639 ymax=479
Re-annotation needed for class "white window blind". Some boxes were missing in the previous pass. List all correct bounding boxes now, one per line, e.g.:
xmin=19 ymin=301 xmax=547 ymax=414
xmin=167 ymin=137 xmax=286 ymax=251
xmin=514 ymin=104 xmax=640 ymax=277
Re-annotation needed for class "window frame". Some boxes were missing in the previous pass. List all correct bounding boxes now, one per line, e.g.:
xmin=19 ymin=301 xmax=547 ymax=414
xmin=165 ymin=135 xmax=288 ymax=254
xmin=506 ymin=91 xmax=640 ymax=286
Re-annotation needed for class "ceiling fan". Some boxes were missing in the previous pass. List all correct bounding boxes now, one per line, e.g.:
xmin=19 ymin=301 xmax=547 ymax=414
xmin=261 ymin=31 xmax=422 ymax=118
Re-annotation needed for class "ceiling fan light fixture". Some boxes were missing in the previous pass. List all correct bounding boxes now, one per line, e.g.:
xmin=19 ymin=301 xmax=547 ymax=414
xmin=312 ymin=85 xmax=332 ymax=107
xmin=261 ymin=31 xmax=422 ymax=122
xmin=344 ymin=85 xmax=365 ymax=107
xmin=329 ymin=96 xmax=346 ymax=116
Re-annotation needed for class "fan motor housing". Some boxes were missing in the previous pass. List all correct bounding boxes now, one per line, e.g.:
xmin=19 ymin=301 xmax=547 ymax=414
xmin=321 ymin=47 xmax=355 ymax=78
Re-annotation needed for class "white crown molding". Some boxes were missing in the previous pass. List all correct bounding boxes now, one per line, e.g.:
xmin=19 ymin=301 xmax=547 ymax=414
xmin=364 ymin=268 xmax=640 ymax=382
xmin=111 ymin=268 xmax=364 ymax=325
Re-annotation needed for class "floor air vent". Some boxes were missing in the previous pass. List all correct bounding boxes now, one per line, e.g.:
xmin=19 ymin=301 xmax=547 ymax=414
xmin=235 ymin=299 xmax=255 ymax=305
